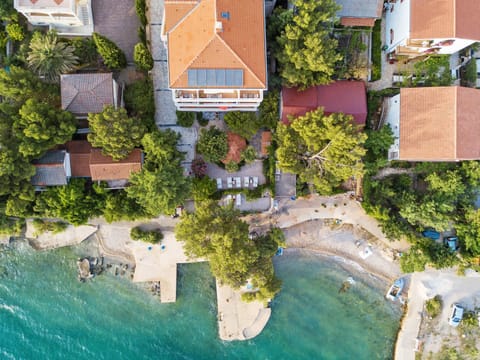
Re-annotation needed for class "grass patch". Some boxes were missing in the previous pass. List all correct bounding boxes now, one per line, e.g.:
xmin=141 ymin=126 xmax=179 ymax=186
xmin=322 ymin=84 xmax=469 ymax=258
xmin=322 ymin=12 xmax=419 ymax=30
xmin=370 ymin=20 xmax=382 ymax=81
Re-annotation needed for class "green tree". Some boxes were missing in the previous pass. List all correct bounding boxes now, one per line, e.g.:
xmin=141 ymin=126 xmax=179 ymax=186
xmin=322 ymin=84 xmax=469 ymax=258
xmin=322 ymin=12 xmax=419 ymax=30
xmin=176 ymin=201 xmax=284 ymax=301
xmin=176 ymin=110 xmax=195 ymax=127
xmin=88 ymin=106 xmax=146 ymax=161
xmin=0 ymin=66 xmax=60 ymax=106
xmin=259 ymin=91 xmax=280 ymax=129
xmin=133 ymin=43 xmax=153 ymax=71
xmin=0 ymin=0 xmax=17 ymax=21
xmin=196 ymin=127 xmax=228 ymax=163
xmin=241 ymin=146 xmax=257 ymax=164
xmin=103 ymin=190 xmax=147 ymax=223
xmin=225 ymin=160 xmax=239 ymax=173
xmin=70 ymin=37 xmax=98 ymax=66
xmin=124 ymin=78 xmax=155 ymax=130
xmin=274 ymin=0 xmax=341 ymax=89
xmin=27 ymin=31 xmax=78 ymax=82
xmin=130 ymin=227 xmax=163 ymax=244
xmin=126 ymin=130 xmax=190 ymax=215
xmin=457 ymin=208 xmax=480 ymax=256
xmin=14 ymin=99 xmax=76 ymax=158
xmin=6 ymin=23 xmax=24 ymax=41
xmin=191 ymin=177 xmax=217 ymax=201
xmin=276 ymin=108 xmax=367 ymax=194
xmin=224 ymin=111 xmax=261 ymax=139
xmin=364 ymin=125 xmax=394 ymax=173
xmin=34 ymin=179 xmax=105 ymax=225
xmin=92 ymin=32 xmax=127 ymax=70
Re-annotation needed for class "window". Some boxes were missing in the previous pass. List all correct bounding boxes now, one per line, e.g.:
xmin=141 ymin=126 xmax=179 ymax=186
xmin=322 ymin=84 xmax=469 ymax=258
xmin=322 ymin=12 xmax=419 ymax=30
xmin=390 ymin=29 xmax=394 ymax=44
xmin=188 ymin=69 xmax=243 ymax=87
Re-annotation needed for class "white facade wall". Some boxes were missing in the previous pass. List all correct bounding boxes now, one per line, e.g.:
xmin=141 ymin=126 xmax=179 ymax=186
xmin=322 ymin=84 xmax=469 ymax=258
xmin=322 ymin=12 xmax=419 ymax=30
xmin=385 ymin=94 xmax=401 ymax=161
xmin=385 ymin=0 xmax=410 ymax=53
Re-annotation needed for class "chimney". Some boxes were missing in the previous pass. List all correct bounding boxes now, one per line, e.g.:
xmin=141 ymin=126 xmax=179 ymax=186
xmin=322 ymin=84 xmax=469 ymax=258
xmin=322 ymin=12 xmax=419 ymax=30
xmin=215 ymin=21 xmax=223 ymax=32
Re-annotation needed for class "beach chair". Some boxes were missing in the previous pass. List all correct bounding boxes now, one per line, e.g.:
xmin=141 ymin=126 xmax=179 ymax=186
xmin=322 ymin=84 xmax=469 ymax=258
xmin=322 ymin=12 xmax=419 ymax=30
xmin=244 ymin=176 xmax=249 ymax=188
xmin=216 ymin=178 xmax=222 ymax=189
xmin=253 ymin=177 xmax=258 ymax=188
xmin=235 ymin=177 xmax=241 ymax=188
xmin=227 ymin=177 xmax=233 ymax=188
xmin=235 ymin=194 xmax=242 ymax=206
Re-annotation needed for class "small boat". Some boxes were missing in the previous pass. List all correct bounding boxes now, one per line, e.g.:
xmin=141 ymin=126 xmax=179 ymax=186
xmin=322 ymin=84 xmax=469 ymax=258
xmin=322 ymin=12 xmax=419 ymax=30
xmin=275 ymin=247 xmax=284 ymax=256
xmin=386 ymin=278 xmax=404 ymax=301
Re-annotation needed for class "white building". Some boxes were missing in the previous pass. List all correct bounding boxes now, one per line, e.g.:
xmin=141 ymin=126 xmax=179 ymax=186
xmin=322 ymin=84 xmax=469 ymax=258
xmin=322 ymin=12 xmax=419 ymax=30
xmin=385 ymin=0 xmax=480 ymax=60
xmin=14 ymin=0 xmax=93 ymax=36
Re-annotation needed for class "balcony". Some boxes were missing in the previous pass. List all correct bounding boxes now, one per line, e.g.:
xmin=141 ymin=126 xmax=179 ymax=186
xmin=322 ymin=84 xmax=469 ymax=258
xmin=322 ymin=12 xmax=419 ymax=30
xmin=174 ymin=90 xmax=262 ymax=104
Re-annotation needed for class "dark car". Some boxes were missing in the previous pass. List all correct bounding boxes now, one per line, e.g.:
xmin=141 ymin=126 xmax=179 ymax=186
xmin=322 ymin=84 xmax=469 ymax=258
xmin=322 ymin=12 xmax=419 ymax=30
xmin=444 ymin=236 xmax=459 ymax=251
xmin=422 ymin=229 xmax=440 ymax=240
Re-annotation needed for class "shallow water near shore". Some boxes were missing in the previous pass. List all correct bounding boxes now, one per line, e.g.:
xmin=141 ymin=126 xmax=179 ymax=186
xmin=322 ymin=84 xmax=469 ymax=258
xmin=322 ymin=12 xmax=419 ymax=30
xmin=0 ymin=241 xmax=401 ymax=359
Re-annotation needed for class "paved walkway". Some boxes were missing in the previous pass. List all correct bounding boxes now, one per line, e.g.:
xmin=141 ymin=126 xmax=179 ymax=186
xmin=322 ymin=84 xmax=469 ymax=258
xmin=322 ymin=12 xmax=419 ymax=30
xmin=93 ymin=0 xmax=140 ymax=63
xmin=148 ymin=0 xmax=197 ymax=165
xmin=367 ymin=14 xmax=396 ymax=91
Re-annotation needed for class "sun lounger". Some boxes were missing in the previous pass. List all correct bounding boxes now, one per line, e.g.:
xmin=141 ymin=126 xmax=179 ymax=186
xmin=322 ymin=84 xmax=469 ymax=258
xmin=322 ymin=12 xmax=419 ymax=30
xmin=235 ymin=177 xmax=241 ymax=188
xmin=253 ymin=177 xmax=258 ymax=188
xmin=227 ymin=177 xmax=233 ymax=188
xmin=216 ymin=178 xmax=222 ymax=189
xmin=236 ymin=194 xmax=242 ymax=206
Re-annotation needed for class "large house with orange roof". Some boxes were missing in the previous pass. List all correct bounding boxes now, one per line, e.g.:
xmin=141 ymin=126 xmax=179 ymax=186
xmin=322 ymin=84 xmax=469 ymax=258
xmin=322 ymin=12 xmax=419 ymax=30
xmin=385 ymin=0 xmax=480 ymax=60
xmin=161 ymin=0 xmax=267 ymax=112
xmin=384 ymin=87 xmax=480 ymax=162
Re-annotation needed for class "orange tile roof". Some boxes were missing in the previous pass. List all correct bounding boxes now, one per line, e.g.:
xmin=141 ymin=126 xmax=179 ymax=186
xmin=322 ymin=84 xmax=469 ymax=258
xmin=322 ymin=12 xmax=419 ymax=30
xmin=89 ymin=148 xmax=143 ymax=181
xmin=340 ymin=17 xmax=376 ymax=27
xmin=399 ymin=87 xmax=480 ymax=161
xmin=410 ymin=0 xmax=480 ymax=41
xmin=164 ymin=0 xmax=266 ymax=89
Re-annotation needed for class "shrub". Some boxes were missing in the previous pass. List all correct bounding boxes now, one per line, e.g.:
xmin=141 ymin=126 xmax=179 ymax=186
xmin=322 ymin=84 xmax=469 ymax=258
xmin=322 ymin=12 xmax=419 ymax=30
xmin=135 ymin=0 xmax=147 ymax=27
xmin=224 ymin=111 xmax=261 ymax=139
xmin=92 ymin=32 xmax=126 ymax=70
xmin=130 ymin=226 xmax=163 ymax=244
xmin=241 ymin=146 xmax=257 ymax=164
xmin=138 ymin=26 xmax=147 ymax=45
xmin=425 ymin=295 xmax=442 ymax=318
xmin=32 ymin=219 xmax=68 ymax=236
xmin=197 ymin=127 xmax=228 ymax=163
xmin=225 ymin=161 xmax=239 ymax=173
xmin=259 ymin=91 xmax=280 ymax=129
xmin=0 ymin=215 xmax=24 ymax=236
xmin=6 ymin=23 xmax=24 ymax=41
xmin=370 ymin=20 xmax=382 ymax=81
xmin=191 ymin=158 xmax=207 ymax=178
xmin=176 ymin=110 xmax=195 ymax=127
xmin=192 ymin=177 xmax=217 ymax=201
xmin=133 ymin=43 xmax=153 ymax=71
xmin=197 ymin=112 xmax=209 ymax=126
xmin=71 ymin=37 xmax=98 ymax=66
xmin=124 ymin=78 xmax=155 ymax=129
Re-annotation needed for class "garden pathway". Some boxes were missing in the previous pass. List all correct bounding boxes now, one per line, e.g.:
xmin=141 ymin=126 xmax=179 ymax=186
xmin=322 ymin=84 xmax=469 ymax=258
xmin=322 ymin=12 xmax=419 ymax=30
xmin=148 ymin=0 xmax=197 ymax=167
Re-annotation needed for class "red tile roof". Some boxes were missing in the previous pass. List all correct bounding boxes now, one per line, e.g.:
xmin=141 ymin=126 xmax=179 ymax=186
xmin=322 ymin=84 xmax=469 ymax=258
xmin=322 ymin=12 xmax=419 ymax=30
xmin=164 ymin=0 xmax=266 ymax=89
xmin=399 ymin=87 xmax=480 ymax=161
xmin=66 ymin=141 xmax=143 ymax=180
xmin=281 ymin=81 xmax=367 ymax=125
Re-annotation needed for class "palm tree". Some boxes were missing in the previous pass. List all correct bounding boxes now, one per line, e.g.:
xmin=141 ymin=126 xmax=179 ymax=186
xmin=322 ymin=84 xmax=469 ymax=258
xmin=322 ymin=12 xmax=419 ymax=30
xmin=27 ymin=31 xmax=78 ymax=82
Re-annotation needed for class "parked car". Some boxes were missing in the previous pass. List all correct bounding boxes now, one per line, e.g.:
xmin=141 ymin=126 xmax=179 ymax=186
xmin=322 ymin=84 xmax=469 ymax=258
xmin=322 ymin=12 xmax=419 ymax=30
xmin=444 ymin=236 xmax=459 ymax=251
xmin=449 ymin=304 xmax=464 ymax=327
xmin=422 ymin=229 xmax=440 ymax=240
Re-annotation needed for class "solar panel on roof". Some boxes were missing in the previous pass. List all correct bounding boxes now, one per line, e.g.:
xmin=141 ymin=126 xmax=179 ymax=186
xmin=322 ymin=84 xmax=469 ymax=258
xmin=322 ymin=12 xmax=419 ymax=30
xmin=188 ymin=69 xmax=243 ymax=87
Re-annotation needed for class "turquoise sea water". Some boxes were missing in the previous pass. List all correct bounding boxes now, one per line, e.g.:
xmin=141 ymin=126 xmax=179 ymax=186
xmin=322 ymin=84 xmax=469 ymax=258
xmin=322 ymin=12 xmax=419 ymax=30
xmin=0 ymin=241 xmax=401 ymax=360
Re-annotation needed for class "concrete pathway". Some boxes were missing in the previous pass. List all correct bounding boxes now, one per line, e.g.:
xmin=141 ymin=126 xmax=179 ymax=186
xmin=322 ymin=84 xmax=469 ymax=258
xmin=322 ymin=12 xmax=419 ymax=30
xmin=25 ymin=220 xmax=98 ymax=250
xmin=148 ymin=0 xmax=197 ymax=166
